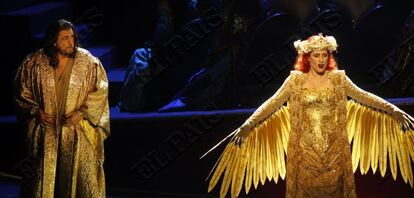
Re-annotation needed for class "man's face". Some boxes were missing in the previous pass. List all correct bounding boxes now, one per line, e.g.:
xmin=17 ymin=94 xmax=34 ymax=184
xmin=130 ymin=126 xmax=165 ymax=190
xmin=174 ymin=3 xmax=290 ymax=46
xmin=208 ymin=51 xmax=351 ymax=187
xmin=55 ymin=29 xmax=75 ymax=57
xmin=308 ymin=49 xmax=329 ymax=74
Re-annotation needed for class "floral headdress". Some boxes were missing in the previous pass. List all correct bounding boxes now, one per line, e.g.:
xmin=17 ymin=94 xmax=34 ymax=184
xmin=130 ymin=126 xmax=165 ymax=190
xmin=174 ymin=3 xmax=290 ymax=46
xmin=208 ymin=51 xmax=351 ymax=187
xmin=293 ymin=33 xmax=338 ymax=54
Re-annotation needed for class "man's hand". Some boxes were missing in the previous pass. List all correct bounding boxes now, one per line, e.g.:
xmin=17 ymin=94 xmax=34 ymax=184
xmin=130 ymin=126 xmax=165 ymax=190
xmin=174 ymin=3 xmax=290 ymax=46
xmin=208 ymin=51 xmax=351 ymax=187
xmin=37 ymin=110 xmax=54 ymax=127
xmin=63 ymin=111 xmax=83 ymax=127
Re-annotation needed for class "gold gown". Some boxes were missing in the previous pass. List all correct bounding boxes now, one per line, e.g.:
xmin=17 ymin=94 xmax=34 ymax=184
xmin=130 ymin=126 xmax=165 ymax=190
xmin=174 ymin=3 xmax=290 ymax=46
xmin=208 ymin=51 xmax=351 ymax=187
xmin=207 ymin=70 xmax=414 ymax=198
xmin=14 ymin=48 xmax=110 ymax=198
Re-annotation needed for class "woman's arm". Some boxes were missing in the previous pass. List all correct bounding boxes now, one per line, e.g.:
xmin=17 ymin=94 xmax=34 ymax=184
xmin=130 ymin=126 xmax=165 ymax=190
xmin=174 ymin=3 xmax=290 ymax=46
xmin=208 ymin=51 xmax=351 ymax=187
xmin=344 ymin=72 xmax=414 ymax=130
xmin=344 ymin=73 xmax=395 ymax=113
xmin=234 ymin=72 xmax=293 ymax=144
xmin=243 ymin=74 xmax=292 ymax=128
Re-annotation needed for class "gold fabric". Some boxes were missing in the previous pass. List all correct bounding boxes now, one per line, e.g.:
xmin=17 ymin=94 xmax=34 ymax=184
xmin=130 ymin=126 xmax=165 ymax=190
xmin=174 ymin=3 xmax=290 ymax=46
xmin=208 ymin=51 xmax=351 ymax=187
xmin=54 ymin=58 xmax=74 ymax=124
xmin=14 ymin=48 xmax=110 ymax=198
xmin=347 ymin=101 xmax=414 ymax=185
xmin=207 ymin=70 xmax=414 ymax=198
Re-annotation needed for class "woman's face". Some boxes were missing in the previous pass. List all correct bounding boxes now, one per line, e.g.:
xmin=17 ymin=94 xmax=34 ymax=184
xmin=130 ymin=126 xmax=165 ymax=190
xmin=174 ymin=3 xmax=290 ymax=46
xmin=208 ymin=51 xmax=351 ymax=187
xmin=308 ymin=50 xmax=329 ymax=74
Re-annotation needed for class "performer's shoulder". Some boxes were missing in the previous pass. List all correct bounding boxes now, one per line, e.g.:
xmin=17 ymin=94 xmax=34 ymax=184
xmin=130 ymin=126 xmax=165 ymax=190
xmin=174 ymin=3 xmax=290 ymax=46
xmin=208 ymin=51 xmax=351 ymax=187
xmin=328 ymin=70 xmax=346 ymax=83
xmin=76 ymin=47 xmax=100 ymax=62
xmin=76 ymin=47 xmax=94 ymax=58
xmin=76 ymin=47 xmax=103 ymax=68
xmin=21 ymin=49 xmax=48 ymax=64
xmin=328 ymin=69 xmax=346 ymax=77
xmin=26 ymin=48 xmax=43 ymax=58
xmin=288 ymin=70 xmax=308 ymax=85
xmin=290 ymin=70 xmax=303 ymax=76
xmin=332 ymin=69 xmax=345 ymax=74
xmin=289 ymin=70 xmax=306 ymax=80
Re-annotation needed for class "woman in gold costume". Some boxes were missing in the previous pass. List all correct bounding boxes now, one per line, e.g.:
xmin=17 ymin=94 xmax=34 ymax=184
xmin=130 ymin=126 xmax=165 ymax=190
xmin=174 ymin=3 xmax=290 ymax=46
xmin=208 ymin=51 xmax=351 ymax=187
xmin=205 ymin=34 xmax=414 ymax=198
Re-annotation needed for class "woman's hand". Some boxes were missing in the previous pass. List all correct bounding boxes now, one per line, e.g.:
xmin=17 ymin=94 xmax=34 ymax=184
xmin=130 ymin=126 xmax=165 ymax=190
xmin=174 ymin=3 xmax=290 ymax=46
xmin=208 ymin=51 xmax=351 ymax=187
xmin=392 ymin=108 xmax=414 ymax=131
xmin=233 ymin=124 xmax=251 ymax=146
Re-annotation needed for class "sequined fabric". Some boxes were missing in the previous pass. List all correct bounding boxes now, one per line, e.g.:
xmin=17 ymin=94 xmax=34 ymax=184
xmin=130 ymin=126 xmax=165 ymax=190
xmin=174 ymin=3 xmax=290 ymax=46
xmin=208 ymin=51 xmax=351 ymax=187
xmin=287 ymin=87 xmax=352 ymax=197
xmin=282 ymin=71 xmax=354 ymax=198
xmin=14 ymin=48 xmax=110 ymax=198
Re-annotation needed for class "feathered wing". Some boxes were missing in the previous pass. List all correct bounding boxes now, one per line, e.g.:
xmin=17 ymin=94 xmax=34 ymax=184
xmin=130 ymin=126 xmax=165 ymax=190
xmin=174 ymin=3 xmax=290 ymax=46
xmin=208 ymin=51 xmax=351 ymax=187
xmin=208 ymin=105 xmax=290 ymax=198
xmin=207 ymin=72 xmax=296 ymax=198
xmin=347 ymin=100 xmax=414 ymax=186
xmin=342 ymin=71 xmax=414 ymax=187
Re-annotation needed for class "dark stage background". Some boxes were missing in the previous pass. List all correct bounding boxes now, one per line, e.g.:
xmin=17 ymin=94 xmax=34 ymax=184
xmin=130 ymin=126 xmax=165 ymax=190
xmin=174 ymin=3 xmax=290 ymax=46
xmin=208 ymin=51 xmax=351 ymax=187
xmin=1 ymin=0 xmax=414 ymax=197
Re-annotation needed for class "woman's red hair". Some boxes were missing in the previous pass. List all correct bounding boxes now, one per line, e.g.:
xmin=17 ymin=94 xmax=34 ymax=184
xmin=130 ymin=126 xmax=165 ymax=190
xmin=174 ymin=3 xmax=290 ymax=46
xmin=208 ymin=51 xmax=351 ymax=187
xmin=294 ymin=51 xmax=337 ymax=73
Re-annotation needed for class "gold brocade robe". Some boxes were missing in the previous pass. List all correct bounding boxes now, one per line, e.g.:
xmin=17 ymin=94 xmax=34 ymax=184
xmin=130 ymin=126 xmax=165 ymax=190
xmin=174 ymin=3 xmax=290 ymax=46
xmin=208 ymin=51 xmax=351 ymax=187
xmin=207 ymin=70 xmax=414 ymax=198
xmin=14 ymin=48 xmax=110 ymax=198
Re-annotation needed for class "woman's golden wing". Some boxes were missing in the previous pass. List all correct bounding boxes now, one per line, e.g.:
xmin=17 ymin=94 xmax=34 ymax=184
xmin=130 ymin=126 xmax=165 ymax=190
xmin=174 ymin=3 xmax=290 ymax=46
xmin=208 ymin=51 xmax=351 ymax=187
xmin=207 ymin=105 xmax=290 ymax=198
xmin=347 ymin=100 xmax=414 ymax=187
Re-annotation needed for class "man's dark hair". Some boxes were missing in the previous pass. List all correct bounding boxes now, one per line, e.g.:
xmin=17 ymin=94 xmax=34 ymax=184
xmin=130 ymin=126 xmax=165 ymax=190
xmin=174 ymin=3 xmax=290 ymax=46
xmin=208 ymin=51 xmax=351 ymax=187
xmin=43 ymin=19 xmax=80 ymax=67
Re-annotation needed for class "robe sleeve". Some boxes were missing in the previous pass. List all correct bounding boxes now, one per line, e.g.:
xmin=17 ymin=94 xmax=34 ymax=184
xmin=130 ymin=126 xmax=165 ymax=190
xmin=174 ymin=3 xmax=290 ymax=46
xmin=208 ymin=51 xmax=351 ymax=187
xmin=343 ymin=71 xmax=397 ymax=114
xmin=14 ymin=54 xmax=40 ymax=121
xmin=80 ymin=57 xmax=110 ymax=139
xmin=242 ymin=72 xmax=293 ymax=129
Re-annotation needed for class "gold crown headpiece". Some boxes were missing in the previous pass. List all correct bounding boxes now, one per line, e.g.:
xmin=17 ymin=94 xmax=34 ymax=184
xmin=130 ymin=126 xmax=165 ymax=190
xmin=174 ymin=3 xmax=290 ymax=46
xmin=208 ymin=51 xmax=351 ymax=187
xmin=293 ymin=33 xmax=338 ymax=54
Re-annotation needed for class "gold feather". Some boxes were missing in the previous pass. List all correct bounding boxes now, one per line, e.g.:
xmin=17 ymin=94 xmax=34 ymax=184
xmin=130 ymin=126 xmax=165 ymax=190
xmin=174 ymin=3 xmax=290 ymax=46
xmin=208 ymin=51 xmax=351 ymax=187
xmin=398 ymin=132 xmax=409 ymax=184
xmin=259 ymin=124 xmax=266 ymax=185
xmin=387 ymin=117 xmax=398 ymax=180
xmin=266 ymin=118 xmax=275 ymax=181
xmin=253 ymin=127 xmax=260 ymax=189
xmin=271 ymin=116 xmax=280 ymax=182
xmin=351 ymin=105 xmax=362 ymax=173
xmin=347 ymin=101 xmax=357 ymax=142
xmin=244 ymin=134 xmax=253 ymax=194
xmin=208 ymin=144 xmax=233 ymax=192
xmin=231 ymin=143 xmax=247 ymax=198
xmin=360 ymin=107 xmax=370 ymax=174
xmin=370 ymin=111 xmax=379 ymax=174
xmin=220 ymin=144 xmax=239 ymax=198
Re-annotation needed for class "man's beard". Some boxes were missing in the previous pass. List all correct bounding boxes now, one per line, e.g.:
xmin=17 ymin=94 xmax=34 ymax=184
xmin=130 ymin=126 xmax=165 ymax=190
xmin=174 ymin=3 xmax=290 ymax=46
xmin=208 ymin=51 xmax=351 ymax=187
xmin=57 ymin=46 xmax=75 ymax=57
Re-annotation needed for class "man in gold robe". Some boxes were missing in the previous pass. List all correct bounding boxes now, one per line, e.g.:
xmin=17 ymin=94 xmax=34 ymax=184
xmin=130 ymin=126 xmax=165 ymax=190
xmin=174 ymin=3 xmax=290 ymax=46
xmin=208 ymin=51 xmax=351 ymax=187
xmin=14 ymin=19 xmax=110 ymax=198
